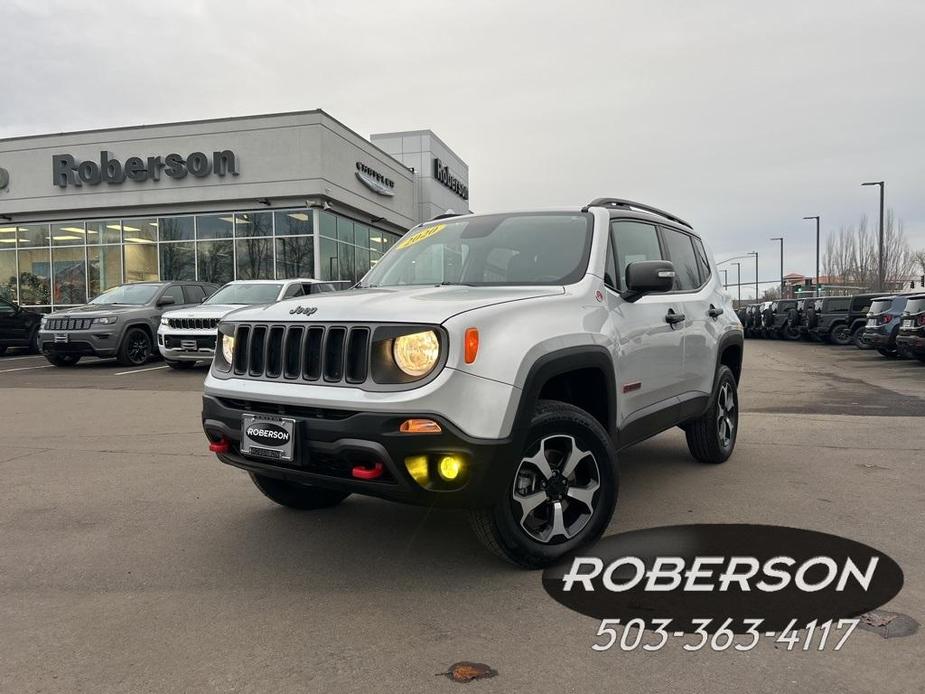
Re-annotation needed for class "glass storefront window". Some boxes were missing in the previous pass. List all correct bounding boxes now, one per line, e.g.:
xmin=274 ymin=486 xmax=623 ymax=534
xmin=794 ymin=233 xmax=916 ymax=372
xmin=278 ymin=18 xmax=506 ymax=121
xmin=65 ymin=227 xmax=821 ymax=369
xmin=197 ymin=240 xmax=233 ymax=284
xmin=52 ymin=246 xmax=87 ymax=304
xmin=158 ymin=216 xmax=194 ymax=241
xmin=355 ymin=245 xmax=370 ymax=281
xmin=85 ymin=220 xmax=122 ymax=244
xmin=337 ymin=240 xmax=355 ymax=282
xmin=276 ymin=237 xmax=313 ymax=279
xmin=319 ymin=211 xmax=337 ymax=240
xmin=336 ymin=216 xmax=355 ymax=246
xmin=368 ymin=230 xmax=384 ymax=254
xmin=354 ymin=224 xmax=370 ymax=253
xmin=124 ymin=243 xmax=158 ymax=282
xmin=274 ymin=210 xmax=312 ymax=237
xmin=17 ymin=224 xmax=50 ymax=248
xmin=235 ymin=212 xmax=273 ymax=237
xmin=0 ymin=250 xmax=16 ymax=302
xmin=52 ymin=222 xmax=86 ymax=246
xmin=197 ymin=214 xmax=234 ymax=240
xmin=160 ymin=242 xmax=196 ymax=280
xmin=235 ymin=237 xmax=273 ymax=279
xmin=122 ymin=218 xmax=158 ymax=243
xmin=320 ymin=235 xmax=338 ymax=281
xmin=88 ymin=245 xmax=123 ymax=297
xmin=370 ymin=250 xmax=382 ymax=269
xmin=18 ymin=248 xmax=51 ymax=305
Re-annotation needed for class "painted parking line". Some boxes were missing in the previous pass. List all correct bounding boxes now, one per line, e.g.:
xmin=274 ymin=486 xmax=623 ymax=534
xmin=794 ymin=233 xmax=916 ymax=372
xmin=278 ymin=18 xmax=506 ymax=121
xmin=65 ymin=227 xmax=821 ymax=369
xmin=0 ymin=354 xmax=47 ymax=362
xmin=0 ymin=364 xmax=56 ymax=374
xmin=113 ymin=365 xmax=170 ymax=376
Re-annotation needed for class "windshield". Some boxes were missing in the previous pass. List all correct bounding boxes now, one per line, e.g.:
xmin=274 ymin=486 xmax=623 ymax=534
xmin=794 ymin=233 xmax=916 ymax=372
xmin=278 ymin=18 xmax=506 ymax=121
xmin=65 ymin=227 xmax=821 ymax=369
xmin=89 ymin=284 xmax=160 ymax=305
xmin=869 ymin=299 xmax=893 ymax=314
xmin=204 ymin=283 xmax=283 ymax=305
xmin=360 ymin=212 xmax=593 ymax=287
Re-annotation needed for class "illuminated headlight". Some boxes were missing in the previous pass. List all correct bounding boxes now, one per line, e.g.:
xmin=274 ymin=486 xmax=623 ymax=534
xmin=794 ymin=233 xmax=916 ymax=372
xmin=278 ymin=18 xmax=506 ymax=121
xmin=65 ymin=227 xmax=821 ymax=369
xmin=393 ymin=330 xmax=439 ymax=377
xmin=40 ymin=316 xmax=48 ymax=328
xmin=221 ymin=333 xmax=236 ymax=364
xmin=92 ymin=316 xmax=117 ymax=325
xmin=160 ymin=317 xmax=169 ymax=326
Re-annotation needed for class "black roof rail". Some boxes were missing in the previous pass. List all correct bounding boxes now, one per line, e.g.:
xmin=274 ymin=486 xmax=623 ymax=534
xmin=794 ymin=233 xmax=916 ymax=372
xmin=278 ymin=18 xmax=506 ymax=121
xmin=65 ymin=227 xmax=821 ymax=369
xmin=581 ymin=198 xmax=693 ymax=230
xmin=430 ymin=212 xmax=461 ymax=222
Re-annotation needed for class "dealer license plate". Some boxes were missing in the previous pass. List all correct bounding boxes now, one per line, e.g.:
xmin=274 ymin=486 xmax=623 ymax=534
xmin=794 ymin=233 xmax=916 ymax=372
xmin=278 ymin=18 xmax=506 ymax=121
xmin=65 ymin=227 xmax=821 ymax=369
xmin=866 ymin=319 xmax=877 ymax=327
xmin=241 ymin=414 xmax=296 ymax=462
xmin=902 ymin=319 xmax=913 ymax=329
xmin=54 ymin=333 xmax=68 ymax=343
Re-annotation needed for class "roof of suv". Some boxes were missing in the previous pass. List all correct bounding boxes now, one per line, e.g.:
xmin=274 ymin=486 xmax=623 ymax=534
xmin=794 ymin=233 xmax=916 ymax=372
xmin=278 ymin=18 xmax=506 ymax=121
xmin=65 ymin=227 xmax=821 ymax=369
xmin=222 ymin=279 xmax=319 ymax=285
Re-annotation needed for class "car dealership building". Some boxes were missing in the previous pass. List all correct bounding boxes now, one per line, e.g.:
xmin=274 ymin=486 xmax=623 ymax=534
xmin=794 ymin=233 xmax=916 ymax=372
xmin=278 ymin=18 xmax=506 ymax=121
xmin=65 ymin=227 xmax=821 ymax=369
xmin=0 ymin=110 xmax=471 ymax=311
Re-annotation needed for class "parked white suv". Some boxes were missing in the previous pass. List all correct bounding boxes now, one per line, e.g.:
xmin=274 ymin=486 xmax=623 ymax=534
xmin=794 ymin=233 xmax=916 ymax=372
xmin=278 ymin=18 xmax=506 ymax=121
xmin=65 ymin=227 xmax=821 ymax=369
xmin=201 ymin=199 xmax=744 ymax=567
xmin=158 ymin=279 xmax=340 ymax=368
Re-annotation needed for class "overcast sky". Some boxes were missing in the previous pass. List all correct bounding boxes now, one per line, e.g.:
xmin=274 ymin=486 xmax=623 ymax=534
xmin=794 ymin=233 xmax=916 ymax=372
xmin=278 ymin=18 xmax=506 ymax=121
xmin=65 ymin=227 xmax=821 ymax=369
xmin=2 ymin=0 xmax=923 ymax=297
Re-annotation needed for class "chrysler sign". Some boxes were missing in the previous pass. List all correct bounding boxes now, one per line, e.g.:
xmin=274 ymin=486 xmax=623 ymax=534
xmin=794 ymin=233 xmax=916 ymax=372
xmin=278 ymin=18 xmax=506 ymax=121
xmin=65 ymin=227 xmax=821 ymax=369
xmin=355 ymin=162 xmax=395 ymax=196
xmin=52 ymin=150 xmax=240 ymax=188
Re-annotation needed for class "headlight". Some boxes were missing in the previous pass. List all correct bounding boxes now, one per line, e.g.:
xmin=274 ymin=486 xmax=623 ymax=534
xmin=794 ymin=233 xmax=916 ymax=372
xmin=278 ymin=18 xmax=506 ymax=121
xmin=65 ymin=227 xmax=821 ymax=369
xmin=160 ymin=317 xmax=169 ymax=326
xmin=40 ymin=316 xmax=48 ymax=327
xmin=92 ymin=316 xmax=117 ymax=325
xmin=221 ymin=333 xmax=235 ymax=364
xmin=393 ymin=330 xmax=439 ymax=377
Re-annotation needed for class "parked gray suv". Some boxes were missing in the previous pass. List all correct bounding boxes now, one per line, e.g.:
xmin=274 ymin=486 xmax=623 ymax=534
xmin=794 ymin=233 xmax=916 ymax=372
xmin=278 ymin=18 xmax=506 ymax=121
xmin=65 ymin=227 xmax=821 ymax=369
xmin=39 ymin=281 xmax=219 ymax=367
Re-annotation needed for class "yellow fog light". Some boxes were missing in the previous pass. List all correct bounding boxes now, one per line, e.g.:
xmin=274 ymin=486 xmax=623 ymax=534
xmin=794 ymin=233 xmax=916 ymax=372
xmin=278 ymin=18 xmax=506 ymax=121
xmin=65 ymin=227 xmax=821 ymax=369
xmin=437 ymin=455 xmax=464 ymax=482
xmin=404 ymin=455 xmax=430 ymax=486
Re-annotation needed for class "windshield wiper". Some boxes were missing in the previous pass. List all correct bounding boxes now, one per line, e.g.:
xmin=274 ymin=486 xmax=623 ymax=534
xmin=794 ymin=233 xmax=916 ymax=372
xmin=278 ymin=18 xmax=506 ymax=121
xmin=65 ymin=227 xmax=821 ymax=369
xmin=436 ymin=281 xmax=476 ymax=287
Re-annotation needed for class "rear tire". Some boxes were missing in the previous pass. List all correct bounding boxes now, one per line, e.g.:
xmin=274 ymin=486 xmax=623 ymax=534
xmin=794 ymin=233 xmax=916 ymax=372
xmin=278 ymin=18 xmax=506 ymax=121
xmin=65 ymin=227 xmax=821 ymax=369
xmin=877 ymin=347 xmax=898 ymax=358
xmin=250 ymin=473 xmax=350 ymax=510
xmin=830 ymin=324 xmax=851 ymax=346
xmin=44 ymin=353 xmax=80 ymax=367
xmin=116 ymin=327 xmax=152 ymax=367
xmin=684 ymin=365 xmax=738 ymax=464
xmin=165 ymin=359 xmax=196 ymax=370
xmin=29 ymin=328 xmax=40 ymax=354
xmin=852 ymin=328 xmax=866 ymax=349
xmin=469 ymin=400 xmax=618 ymax=569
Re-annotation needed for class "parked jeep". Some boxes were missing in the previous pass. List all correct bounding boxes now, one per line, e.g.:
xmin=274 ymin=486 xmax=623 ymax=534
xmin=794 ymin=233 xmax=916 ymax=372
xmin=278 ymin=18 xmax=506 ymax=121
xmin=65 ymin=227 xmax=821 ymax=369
xmin=794 ymin=297 xmax=815 ymax=339
xmin=763 ymin=299 xmax=800 ymax=340
xmin=756 ymin=301 xmax=773 ymax=337
xmin=743 ymin=304 xmax=761 ymax=338
xmin=806 ymin=296 xmax=852 ymax=344
xmin=157 ymin=279 xmax=342 ymax=369
xmin=39 ymin=281 xmax=218 ymax=367
xmin=862 ymin=294 xmax=911 ymax=357
xmin=896 ymin=294 xmax=925 ymax=362
xmin=201 ymin=199 xmax=744 ymax=568
xmin=0 ymin=297 xmax=42 ymax=355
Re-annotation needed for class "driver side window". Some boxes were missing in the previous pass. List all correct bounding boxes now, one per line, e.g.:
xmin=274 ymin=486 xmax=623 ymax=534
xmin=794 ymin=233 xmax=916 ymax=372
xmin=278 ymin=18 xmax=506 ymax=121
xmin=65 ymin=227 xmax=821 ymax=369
xmin=610 ymin=221 xmax=663 ymax=290
xmin=161 ymin=285 xmax=185 ymax=305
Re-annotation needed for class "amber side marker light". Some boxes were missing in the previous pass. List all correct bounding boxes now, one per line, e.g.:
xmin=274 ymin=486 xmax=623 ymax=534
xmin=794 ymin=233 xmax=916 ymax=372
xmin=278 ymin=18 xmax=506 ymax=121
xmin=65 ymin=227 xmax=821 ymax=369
xmin=464 ymin=328 xmax=479 ymax=364
xmin=399 ymin=418 xmax=442 ymax=434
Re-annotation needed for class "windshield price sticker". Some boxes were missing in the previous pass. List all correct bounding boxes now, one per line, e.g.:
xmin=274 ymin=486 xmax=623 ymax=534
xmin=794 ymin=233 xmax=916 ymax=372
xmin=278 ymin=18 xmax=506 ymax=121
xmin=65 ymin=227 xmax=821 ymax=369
xmin=542 ymin=524 xmax=905 ymax=653
xmin=396 ymin=223 xmax=446 ymax=250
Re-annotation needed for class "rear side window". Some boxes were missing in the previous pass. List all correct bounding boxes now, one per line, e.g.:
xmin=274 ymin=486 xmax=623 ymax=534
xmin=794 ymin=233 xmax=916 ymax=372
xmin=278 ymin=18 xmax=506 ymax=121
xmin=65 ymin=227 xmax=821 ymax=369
xmin=283 ymin=283 xmax=305 ymax=298
xmin=611 ymin=221 xmax=662 ymax=290
xmin=182 ymin=285 xmax=206 ymax=303
xmin=660 ymin=228 xmax=702 ymax=291
xmin=869 ymin=299 xmax=892 ymax=314
xmin=906 ymin=298 xmax=925 ymax=313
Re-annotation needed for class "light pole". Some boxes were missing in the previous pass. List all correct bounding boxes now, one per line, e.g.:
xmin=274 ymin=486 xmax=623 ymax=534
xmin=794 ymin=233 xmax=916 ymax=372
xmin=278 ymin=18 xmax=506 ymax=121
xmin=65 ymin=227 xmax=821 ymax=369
xmin=732 ymin=262 xmax=742 ymax=304
xmin=720 ymin=269 xmax=728 ymax=289
xmin=862 ymin=181 xmax=885 ymax=290
xmin=748 ymin=251 xmax=758 ymax=300
xmin=770 ymin=237 xmax=783 ymax=298
xmin=803 ymin=216 xmax=820 ymax=295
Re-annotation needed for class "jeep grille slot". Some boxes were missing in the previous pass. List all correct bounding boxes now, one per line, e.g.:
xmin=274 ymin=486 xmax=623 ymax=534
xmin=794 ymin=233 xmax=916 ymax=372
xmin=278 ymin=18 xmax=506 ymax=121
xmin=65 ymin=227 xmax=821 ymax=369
xmin=323 ymin=327 xmax=347 ymax=382
xmin=168 ymin=317 xmax=220 ymax=330
xmin=46 ymin=318 xmax=92 ymax=331
xmin=345 ymin=327 xmax=370 ymax=383
xmin=228 ymin=323 xmax=373 ymax=385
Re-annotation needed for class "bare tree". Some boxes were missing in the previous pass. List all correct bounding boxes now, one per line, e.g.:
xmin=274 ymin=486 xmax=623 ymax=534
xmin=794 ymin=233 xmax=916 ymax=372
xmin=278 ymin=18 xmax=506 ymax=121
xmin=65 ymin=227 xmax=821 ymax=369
xmin=822 ymin=209 xmax=914 ymax=291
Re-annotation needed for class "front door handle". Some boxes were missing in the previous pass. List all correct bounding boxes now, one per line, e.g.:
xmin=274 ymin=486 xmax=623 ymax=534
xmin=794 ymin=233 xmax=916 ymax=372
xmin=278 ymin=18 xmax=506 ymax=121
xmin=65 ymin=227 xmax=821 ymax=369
xmin=665 ymin=309 xmax=686 ymax=325
xmin=708 ymin=305 xmax=724 ymax=318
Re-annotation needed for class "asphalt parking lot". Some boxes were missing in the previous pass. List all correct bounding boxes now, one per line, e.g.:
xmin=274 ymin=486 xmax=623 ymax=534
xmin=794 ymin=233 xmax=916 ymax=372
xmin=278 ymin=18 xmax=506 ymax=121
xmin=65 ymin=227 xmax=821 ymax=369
xmin=0 ymin=342 xmax=922 ymax=693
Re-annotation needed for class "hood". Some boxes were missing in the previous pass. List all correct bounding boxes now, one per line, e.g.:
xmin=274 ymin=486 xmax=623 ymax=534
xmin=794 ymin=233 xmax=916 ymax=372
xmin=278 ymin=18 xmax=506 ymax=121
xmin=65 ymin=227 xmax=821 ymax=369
xmin=223 ymin=285 xmax=565 ymax=324
xmin=47 ymin=304 xmax=149 ymax=318
xmin=162 ymin=304 xmax=245 ymax=320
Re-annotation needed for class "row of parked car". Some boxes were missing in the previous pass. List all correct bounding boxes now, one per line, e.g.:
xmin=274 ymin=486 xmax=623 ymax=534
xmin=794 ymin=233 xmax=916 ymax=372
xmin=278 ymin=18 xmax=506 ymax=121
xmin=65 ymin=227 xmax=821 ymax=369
xmin=736 ymin=292 xmax=925 ymax=361
xmin=0 ymin=279 xmax=346 ymax=367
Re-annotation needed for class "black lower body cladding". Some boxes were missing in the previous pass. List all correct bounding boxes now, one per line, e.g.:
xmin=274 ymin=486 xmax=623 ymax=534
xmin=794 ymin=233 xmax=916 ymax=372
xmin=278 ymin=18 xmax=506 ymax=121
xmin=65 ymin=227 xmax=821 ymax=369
xmin=201 ymin=394 xmax=519 ymax=509
xmin=896 ymin=334 xmax=925 ymax=358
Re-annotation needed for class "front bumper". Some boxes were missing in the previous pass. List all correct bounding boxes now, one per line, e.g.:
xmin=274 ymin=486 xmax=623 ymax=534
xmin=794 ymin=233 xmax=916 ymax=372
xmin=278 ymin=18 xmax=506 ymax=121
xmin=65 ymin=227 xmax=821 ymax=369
xmin=38 ymin=329 xmax=117 ymax=357
xmin=157 ymin=329 xmax=216 ymax=362
xmin=201 ymin=394 xmax=518 ymax=508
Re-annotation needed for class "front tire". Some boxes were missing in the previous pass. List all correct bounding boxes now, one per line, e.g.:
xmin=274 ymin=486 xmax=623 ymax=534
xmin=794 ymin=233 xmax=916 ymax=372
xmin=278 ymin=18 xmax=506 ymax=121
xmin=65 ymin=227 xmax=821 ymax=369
xmin=44 ymin=353 xmax=80 ymax=367
xmin=116 ymin=327 xmax=153 ymax=367
xmin=250 ymin=473 xmax=351 ymax=510
xmin=684 ymin=365 xmax=738 ymax=464
xmin=877 ymin=347 xmax=898 ymax=358
xmin=469 ymin=400 xmax=618 ymax=569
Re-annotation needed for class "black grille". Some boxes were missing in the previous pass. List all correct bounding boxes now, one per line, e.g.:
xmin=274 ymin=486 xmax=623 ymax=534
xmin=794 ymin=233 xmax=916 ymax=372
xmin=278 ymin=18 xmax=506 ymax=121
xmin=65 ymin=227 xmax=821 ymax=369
xmin=167 ymin=317 xmax=220 ymax=330
xmin=46 ymin=318 xmax=93 ymax=331
xmin=232 ymin=323 xmax=371 ymax=384
xmin=164 ymin=335 xmax=217 ymax=350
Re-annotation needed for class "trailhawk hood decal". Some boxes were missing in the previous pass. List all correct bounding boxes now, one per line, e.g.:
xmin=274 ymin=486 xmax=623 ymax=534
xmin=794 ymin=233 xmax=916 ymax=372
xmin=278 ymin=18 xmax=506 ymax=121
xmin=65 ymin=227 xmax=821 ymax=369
xmin=223 ymin=286 xmax=565 ymax=324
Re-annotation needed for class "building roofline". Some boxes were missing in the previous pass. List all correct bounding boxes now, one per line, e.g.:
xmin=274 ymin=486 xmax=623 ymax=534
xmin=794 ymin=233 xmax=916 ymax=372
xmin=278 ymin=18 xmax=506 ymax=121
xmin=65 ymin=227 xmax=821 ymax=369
xmin=370 ymin=128 xmax=468 ymax=169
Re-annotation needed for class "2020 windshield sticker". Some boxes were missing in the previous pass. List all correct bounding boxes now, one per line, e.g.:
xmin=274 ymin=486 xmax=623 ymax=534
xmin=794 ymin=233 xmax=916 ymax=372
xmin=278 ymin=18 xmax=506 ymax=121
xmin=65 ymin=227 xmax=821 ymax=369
xmin=396 ymin=223 xmax=446 ymax=250
xmin=542 ymin=524 xmax=906 ymax=652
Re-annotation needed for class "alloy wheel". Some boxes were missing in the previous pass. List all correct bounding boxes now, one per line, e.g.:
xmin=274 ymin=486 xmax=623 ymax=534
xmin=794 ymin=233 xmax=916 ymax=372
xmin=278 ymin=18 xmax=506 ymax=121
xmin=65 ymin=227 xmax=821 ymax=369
xmin=716 ymin=382 xmax=736 ymax=448
xmin=128 ymin=334 xmax=150 ymax=364
xmin=511 ymin=434 xmax=601 ymax=544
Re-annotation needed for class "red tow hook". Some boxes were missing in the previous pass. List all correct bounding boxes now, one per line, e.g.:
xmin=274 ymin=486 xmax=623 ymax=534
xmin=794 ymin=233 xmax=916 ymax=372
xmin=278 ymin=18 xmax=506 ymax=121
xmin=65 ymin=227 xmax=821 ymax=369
xmin=209 ymin=437 xmax=230 ymax=454
xmin=351 ymin=462 xmax=384 ymax=480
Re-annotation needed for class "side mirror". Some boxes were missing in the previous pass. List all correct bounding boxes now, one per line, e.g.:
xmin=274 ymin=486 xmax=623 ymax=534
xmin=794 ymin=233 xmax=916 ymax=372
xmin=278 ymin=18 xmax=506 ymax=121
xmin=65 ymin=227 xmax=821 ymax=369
xmin=623 ymin=260 xmax=676 ymax=302
xmin=157 ymin=296 xmax=176 ymax=307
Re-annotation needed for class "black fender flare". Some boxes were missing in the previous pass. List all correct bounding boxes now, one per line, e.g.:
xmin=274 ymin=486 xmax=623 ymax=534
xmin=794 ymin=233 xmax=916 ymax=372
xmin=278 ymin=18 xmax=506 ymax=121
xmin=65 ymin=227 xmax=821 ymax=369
xmin=848 ymin=318 xmax=867 ymax=335
xmin=512 ymin=345 xmax=617 ymax=439
xmin=119 ymin=321 xmax=156 ymax=347
xmin=713 ymin=330 xmax=744 ymax=387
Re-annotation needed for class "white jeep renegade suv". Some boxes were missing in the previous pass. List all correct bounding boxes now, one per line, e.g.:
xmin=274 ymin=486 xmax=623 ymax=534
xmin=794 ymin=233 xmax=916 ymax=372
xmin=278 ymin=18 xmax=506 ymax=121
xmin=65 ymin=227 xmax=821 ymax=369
xmin=201 ymin=199 xmax=744 ymax=567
